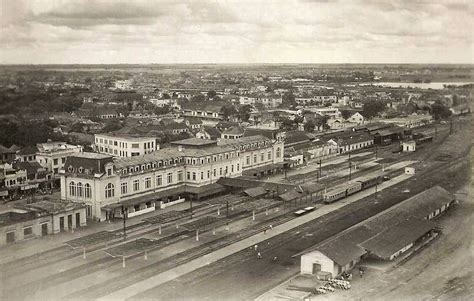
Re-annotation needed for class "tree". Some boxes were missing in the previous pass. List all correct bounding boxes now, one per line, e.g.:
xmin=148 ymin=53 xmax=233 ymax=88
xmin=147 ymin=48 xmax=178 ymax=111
xmin=282 ymin=92 xmax=296 ymax=106
xmin=304 ymin=120 xmax=316 ymax=132
xmin=208 ymin=90 xmax=217 ymax=99
xmin=340 ymin=110 xmax=353 ymax=120
xmin=191 ymin=94 xmax=206 ymax=103
xmin=238 ymin=105 xmax=252 ymax=122
xmin=431 ymin=104 xmax=452 ymax=120
xmin=102 ymin=120 xmax=122 ymax=133
xmin=154 ymin=105 xmax=171 ymax=116
xmin=221 ymin=105 xmax=238 ymax=120
xmin=362 ymin=100 xmax=385 ymax=119
xmin=315 ymin=116 xmax=329 ymax=130
xmin=162 ymin=93 xmax=171 ymax=99
xmin=281 ymin=117 xmax=298 ymax=131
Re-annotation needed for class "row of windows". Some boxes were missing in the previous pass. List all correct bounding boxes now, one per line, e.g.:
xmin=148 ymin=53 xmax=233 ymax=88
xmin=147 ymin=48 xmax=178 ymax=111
xmin=119 ymin=157 xmax=184 ymax=175
xmin=53 ymin=157 xmax=66 ymax=166
xmin=96 ymin=139 xmax=155 ymax=150
xmin=237 ymin=140 xmax=271 ymax=152
xmin=69 ymin=182 xmax=92 ymax=198
xmin=184 ymin=152 xmax=238 ymax=165
xmin=120 ymin=171 xmax=182 ymax=195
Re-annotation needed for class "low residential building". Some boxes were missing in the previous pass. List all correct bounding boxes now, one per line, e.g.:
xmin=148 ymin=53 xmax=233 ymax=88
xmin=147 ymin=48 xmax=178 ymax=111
xmin=196 ymin=126 xmax=222 ymax=140
xmin=0 ymin=145 xmax=20 ymax=163
xmin=347 ymin=112 xmax=365 ymax=124
xmin=221 ymin=126 xmax=244 ymax=140
xmin=377 ymin=114 xmax=433 ymax=128
xmin=0 ymin=200 xmax=87 ymax=246
xmin=181 ymin=102 xmax=225 ymax=122
xmin=60 ymin=136 xmax=284 ymax=221
xmin=305 ymin=107 xmax=341 ymax=118
xmin=325 ymin=131 xmax=374 ymax=154
xmin=94 ymin=133 xmax=159 ymax=158
xmin=36 ymin=142 xmax=83 ymax=180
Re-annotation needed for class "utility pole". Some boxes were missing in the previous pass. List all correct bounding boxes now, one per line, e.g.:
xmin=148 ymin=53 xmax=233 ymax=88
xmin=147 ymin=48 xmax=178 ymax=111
xmin=375 ymin=144 xmax=378 ymax=159
xmin=121 ymin=205 xmax=127 ymax=241
xmin=434 ymin=125 xmax=437 ymax=140
xmin=317 ymin=159 xmax=322 ymax=182
xmin=450 ymin=119 xmax=453 ymax=135
xmin=226 ymin=200 xmax=229 ymax=218
xmin=190 ymin=196 xmax=193 ymax=219
xmin=348 ymin=152 xmax=352 ymax=180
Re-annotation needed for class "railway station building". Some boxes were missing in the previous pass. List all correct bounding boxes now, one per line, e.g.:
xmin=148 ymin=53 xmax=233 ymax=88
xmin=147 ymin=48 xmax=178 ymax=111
xmin=60 ymin=135 xmax=284 ymax=221
xmin=298 ymin=186 xmax=455 ymax=278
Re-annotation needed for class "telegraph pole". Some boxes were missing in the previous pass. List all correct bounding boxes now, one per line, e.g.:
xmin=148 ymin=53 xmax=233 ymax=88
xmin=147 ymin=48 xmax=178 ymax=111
xmin=375 ymin=144 xmax=378 ymax=159
xmin=226 ymin=200 xmax=229 ymax=217
xmin=317 ymin=159 xmax=322 ymax=182
xmin=121 ymin=205 xmax=127 ymax=241
xmin=190 ymin=196 xmax=193 ymax=219
xmin=348 ymin=152 xmax=352 ymax=180
xmin=450 ymin=119 xmax=453 ymax=135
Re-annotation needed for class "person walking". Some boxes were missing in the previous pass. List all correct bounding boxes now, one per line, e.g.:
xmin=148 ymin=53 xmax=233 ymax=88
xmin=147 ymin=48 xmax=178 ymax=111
xmin=257 ymin=252 xmax=262 ymax=259
xmin=254 ymin=244 xmax=258 ymax=251
xmin=269 ymin=224 xmax=273 ymax=230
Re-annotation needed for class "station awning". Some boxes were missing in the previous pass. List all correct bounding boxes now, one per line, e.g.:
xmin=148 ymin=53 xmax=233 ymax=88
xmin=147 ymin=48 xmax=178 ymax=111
xmin=279 ymin=189 xmax=304 ymax=202
xmin=103 ymin=186 xmax=186 ymax=210
xmin=243 ymin=186 xmax=267 ymax=198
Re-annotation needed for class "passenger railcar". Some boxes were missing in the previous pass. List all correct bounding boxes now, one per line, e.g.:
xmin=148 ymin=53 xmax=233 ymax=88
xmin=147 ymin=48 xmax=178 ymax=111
xmin=357 ymin=174 xmax=383 ymax=190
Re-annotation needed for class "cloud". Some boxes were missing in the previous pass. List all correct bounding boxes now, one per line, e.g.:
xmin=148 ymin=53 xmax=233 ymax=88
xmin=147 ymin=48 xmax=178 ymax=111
xmin=0 ymin=0 xmax=472 ymax=64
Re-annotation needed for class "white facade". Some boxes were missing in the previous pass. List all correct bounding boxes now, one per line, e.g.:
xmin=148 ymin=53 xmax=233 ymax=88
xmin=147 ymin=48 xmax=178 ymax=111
xmin=61 ymin=136 xmax=283 ymax=221
xmin=36 ymin=142 xmax=83 ymax=176
xmin=301 ymin=250 xmax=360 ymax=278
xmin=94 ymin=134 xmax=159 ymax=158
xmin=347 ymin=112 xmax=365 ymax=124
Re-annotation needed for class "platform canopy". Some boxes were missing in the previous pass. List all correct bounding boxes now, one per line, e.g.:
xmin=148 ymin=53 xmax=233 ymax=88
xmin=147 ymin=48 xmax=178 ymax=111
xmin=65 ymin=231 xmax=119 ymax=249
xmin=243 ymin=186 xmax=267 ymax=198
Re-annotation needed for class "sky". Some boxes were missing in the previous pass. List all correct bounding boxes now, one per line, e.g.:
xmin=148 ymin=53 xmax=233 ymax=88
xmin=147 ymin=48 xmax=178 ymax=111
xmin=0 ymin=0 xmax=473 ymax=64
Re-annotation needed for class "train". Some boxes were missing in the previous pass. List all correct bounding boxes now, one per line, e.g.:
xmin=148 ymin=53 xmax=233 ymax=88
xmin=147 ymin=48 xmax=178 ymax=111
xmin=323 ymin=173 xmax=384 ymax=204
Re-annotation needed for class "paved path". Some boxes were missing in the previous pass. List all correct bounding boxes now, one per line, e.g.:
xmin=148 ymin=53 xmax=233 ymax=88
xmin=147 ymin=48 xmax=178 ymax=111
xmin=101 ymin=172 xmax=413 ymax=301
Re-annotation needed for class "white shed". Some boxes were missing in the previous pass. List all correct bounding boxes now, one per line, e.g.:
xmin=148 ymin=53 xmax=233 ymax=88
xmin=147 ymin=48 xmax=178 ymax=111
xmin=401 ymin=140 xmax=416 ymax=152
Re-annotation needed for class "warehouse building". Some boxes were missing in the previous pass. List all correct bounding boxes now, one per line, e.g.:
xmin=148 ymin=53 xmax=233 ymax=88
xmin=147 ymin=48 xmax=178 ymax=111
xmin=298 ymin=186 xmax=455 ymax=278
xmin=0 ymin=200 xmax=86 ymax=246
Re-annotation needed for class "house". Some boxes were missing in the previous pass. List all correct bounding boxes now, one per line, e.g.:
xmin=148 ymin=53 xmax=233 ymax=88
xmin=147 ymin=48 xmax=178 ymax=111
xmin=196 ymin=126 xmax=222 ymax=140
xmin=94 ymin=133 xmax=159 ymax=158
xmin=0 ymin=145 xmax=20 ymax=163
xmin=244 ymin=127 xmax=286 ymax=142
xmin=325 ymin=131 xmax=374 ymax=154
xmin=347 ymin=112 xmax=365 ymax=124
xmin=36 ymin=142 xmax=83 ymax=181
xmin=185 ymin=118 xmax=203 ymax=131
xmin=181 ymin=102 xmax=225 ymax=122
xmin=16 ymin=146 xmax=39 ymax=163
xmin=221 ymin=126 xmax=244 ymax=140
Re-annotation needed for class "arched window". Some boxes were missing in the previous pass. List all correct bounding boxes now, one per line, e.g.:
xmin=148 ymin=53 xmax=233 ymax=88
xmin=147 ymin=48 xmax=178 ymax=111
xmin=77 ymin=182 xmax=83 ymax=197
xmin=105 ymin=183 xmax=114 ymax=198
xmin=84 ymin=183 xmax=92 ymax=199
xmin=69 ymin=181 xmax=76 ymax=197
xmin=276 ymin=147 xmax=281 ymax=158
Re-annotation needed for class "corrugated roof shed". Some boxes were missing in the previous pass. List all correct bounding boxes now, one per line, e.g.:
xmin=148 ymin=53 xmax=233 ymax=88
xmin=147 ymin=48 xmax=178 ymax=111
xmin=279 ymin=189 xmax=303 ymax=202
xmin=360 ymin=218 xmax=437 ymax=259
xmin=243 ymin=186 xmax=267 ymax=198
